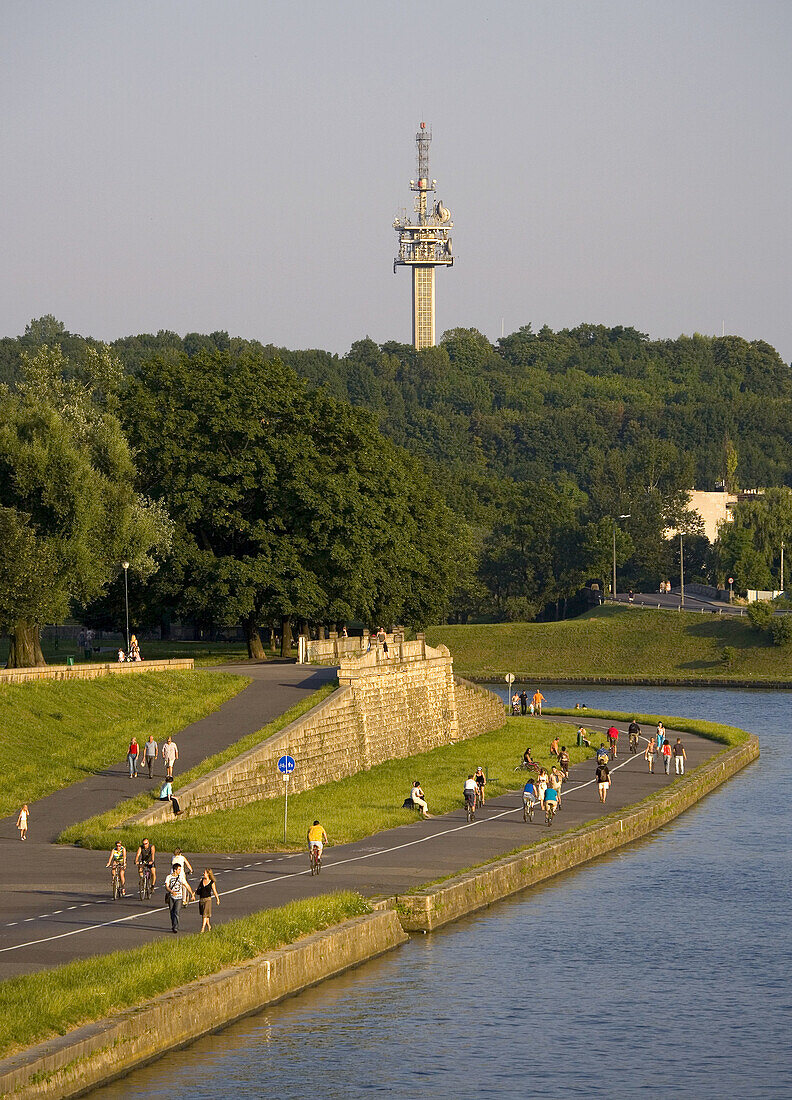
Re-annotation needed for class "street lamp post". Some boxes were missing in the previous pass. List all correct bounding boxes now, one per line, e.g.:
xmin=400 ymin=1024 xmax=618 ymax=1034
xmin=781 ymin=542 xmax=785 ymax=596
xmin=612 ymin=514 xmax=631 ymax=600
xmin=122 ymin=561 xmax=130 ymax=655
xmin=679 ymin=534 xmax=685 ymax=609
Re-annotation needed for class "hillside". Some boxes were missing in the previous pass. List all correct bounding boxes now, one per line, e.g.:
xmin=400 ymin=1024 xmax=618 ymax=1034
xmin=427 ymin=605 xmax=792 ymax=682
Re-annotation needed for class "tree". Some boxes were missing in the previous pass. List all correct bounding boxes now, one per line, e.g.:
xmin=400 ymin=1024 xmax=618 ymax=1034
xmin=0 ymin=345 xmax=170 ymax=666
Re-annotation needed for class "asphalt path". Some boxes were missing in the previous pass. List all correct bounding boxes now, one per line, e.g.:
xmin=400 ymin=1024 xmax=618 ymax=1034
xmin=0 ymin=707 xmax=718 ymax=978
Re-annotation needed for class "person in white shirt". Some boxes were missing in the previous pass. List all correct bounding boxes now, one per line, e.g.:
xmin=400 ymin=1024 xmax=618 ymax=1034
xmin=165 ymin=861 xmax=195 ymax=933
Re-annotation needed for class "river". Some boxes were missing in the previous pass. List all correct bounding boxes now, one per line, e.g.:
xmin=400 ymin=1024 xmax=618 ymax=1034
xmin=89 ymin=686 xmax=791 ymax=1099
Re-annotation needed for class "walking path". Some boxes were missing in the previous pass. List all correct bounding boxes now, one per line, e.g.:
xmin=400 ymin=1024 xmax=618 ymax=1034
xmin=0 ymin=706 xmax=717 ymax=978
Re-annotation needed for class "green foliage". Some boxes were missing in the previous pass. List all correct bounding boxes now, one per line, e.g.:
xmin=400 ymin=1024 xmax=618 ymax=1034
xmin=0 ymin=891 xmax=368 ymax=1058
xmin=770 ymin=615 xmax=792 ymax=646
xmin=747 ymin=600 xmax=774 ymax=631
xmin=721 ymin=645 xmax=737 ymax=669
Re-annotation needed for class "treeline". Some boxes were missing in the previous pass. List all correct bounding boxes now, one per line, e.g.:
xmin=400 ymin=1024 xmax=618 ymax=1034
xmin=2 ymin=317 xmax=791 ymax=658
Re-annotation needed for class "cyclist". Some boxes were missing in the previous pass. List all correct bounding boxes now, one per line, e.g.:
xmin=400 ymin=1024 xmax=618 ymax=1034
xmin=544 ymin=784 xmax=559 ymax=820
xmin=135 ymin=838 xmax=156 ymax=888
xmin=547 ymin=766 xmax=564 ymax=812
xmin=474 ymin=766 xmax=486 ymax=806
xmin=628 ymin=719 xmax=641 ymax=754
xmin=307 ymin=820 xmax=328 ymax=864
xmin=463 ymin=774 xmax=477 ymax=815
xmin=523 ymin=777 xmax=538 ymax=816
xmin=558 ymin=745 xmax=570 ymax=780
xmin=106 ymin=841 xmax=126 ymax=896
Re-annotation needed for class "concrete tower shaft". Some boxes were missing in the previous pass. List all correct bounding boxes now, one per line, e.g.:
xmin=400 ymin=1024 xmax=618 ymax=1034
xmin=393 ymin=122 xmax=454 ymax=350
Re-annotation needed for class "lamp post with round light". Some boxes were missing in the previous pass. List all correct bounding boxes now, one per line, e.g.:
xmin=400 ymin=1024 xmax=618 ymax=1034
xmin=612 ymin=514 xmax=631 ymax=600
xmin=122 ymin=561 xmax=130 ymax=656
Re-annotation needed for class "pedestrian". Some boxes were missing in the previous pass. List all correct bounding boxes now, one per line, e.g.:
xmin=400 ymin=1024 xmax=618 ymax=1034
xmin=162 ymin=736 xmax=178 ymax=778
xmin=196 ymin=869 xmax=221 ymax=932
xmin=656 ymin=721 xmax=666 ymax=753
xmin=519 ymin=690 xmax=528 ymax=716
xmin=16 ymin=804 xmax=29 ymax=841
xmin=164 ymin=861 xmax=195 ymax=934
xmin=129 ymin=634 xmax=142 ymax=661
xmin=672 ymin=737 xmax=687 ymax=775
xmin=596 ymin=760 xmax=611 ymax=803
xmin=645 ymin=737 xmax=656 ymax=773
xmin=532 ymin=690 xmax=545 ymax=716
xmin=662 ymin=739 xmax=672 ymax=775
xmin=511 ymin=693 xmax=521 ymax=715
xmin=127 ymin=736 xmax=140 ymax=779
xmin=172 ymin=848 xmax=194 ymax=875
xmin=383 ymin=637 xmax=389 ymax=659
xmin=143 ymin=734 xmax=158 ymax=778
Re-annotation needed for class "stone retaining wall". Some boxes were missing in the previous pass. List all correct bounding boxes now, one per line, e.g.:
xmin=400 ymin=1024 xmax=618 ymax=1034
xmin=396 ymin=734 xmax=760 ymax=931
xmin=0 ymin=659 xmax=193 ymax=686
xmin=0 ymin=911 xmax=408 ymax=1100
xmin=126 ymin=643 xmax=505 ymax=827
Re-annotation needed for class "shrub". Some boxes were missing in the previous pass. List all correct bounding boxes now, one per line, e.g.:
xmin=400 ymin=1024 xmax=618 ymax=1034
xmin=770 ymin=616 xmax=792 ymax=646
xmin=747 ymin=600 xmax=774 ymax=631
xmin=721 ymin=646 xmax=737 ymax=669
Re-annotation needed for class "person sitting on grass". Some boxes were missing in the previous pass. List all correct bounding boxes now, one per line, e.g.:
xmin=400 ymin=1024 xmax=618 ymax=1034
xmin=411 ymin=780 xmax=431 ymax=818
xmin=523 ymin=746 xmax=537 ymax=768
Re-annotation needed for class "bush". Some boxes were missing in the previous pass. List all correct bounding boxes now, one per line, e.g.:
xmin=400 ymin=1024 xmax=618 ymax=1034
xmin=770 ymin=616 xmax=792 ymax=646
xmin=747 ymin=600 xmax=774 ymax=631
xmin=721 ymin=646 xmax=737 ymax=669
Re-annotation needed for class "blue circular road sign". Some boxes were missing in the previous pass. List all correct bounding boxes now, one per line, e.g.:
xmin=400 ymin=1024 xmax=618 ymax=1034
xmin=277 ymin=755 xmax=296 ymax=774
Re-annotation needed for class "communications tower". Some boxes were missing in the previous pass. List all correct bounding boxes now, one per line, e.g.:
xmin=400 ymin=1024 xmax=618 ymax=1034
xmin=393 ymin=123 xmax=454 ymax=350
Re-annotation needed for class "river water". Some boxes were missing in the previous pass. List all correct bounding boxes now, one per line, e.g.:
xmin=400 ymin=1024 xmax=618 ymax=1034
xmin=89 ymin=686 xmax=791 ymax=1099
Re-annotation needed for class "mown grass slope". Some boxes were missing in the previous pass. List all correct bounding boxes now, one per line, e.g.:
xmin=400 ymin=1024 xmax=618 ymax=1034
xmin=427 ymin=605 xmax=792 ymax=681
xmin=0 ymin=671 xmax=247 ymax=816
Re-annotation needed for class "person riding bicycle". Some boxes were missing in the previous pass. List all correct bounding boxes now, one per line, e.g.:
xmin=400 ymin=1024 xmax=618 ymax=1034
xmin=628 ymin=719 xmax=641 ymax=753
xmin=523 ymin=777 xmax=538 ymax=813
xmin=547 ymin=766 xmax=564 ymax=811
xmin=106 ymin=841 xmax=126 ymax=896
xmin=464 ymin=775 xmax=477 ymax=814
xmin=474 ymin=767 xmax=486 ymax=805
xmin=544 ymin=784 xmax=559 ymax=817
xmin=307 ymin=820 xmax=328 ymax=862
xmin=135 ymin=838 xmax=157 ymax=888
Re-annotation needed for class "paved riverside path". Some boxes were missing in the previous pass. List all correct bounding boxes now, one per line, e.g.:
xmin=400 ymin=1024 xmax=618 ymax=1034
xmin=0 ymin=712 xmax=725 ymax=978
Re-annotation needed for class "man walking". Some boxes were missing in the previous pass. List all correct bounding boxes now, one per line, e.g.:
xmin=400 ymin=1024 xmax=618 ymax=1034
xmin=672 ymin=737 xmax=687 ymax=776
xmin=144 ymin=735 xmax=158 ymax=778
xmin=162 ymin=736 xmax=178 ymax=779
xmin=164 ymin=861 xmax=194 ymax=933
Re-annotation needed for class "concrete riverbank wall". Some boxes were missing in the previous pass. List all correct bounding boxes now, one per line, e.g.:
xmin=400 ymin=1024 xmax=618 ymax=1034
xmin=395 ymin=734 xmax=760 ymax=931
xmin=126 ymin=642 xmax=505 ymax=827
xmin=0 ymin=911 xmax=408 ymax=1100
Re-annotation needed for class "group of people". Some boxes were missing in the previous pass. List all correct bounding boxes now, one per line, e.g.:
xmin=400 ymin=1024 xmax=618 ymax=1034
xmin=125 ymin=734 xmax=179 ymax=780
xmin=106 ymin=840 xmax=220 ymax=933
xmin=511 ymin=689 xmax=546 ymax=717
xmin=522 ymin=741 xmax=570 ymax=816
xmin=643 ymin=721 xmax=687 ymax=775
xmin=116 ymin=634 xmax=143 ymax=662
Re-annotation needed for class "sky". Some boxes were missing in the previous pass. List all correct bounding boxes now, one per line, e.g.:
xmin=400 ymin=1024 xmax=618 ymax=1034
xmin=2 ymin=0 xmax=791 ymax=361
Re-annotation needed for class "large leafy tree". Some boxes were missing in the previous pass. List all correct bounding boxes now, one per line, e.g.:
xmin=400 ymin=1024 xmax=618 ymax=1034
xmin=121 ymin=347 xmax=459 ymax=655
xmin=0 ymin=345 xmax=170 ymax=666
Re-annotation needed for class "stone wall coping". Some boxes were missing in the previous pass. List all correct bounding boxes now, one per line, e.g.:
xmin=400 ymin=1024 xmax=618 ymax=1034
xmin=0 ymin=658 xmax=194 ymax=685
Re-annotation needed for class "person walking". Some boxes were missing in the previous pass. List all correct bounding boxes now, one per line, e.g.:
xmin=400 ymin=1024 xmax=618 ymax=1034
xmin=16 ymin=804 xmax=29 ymax=841
xmin=644 ymin=737 xmax=656 ymax=773
xmin=662 ymin=739 xmax=672 ymax=775
xmin=656 ymin=721 xmax=666 ymax=753
xmin=162 ymin=736 xmax=178 ymax=779
xmin=519 ymin=690 xmax=528 ymax=716
xmin=596 ymin=760 xmax=611 ymax=803
xmin=672 ymin=738 xmax=687 ymax=775
xmin=532 ymin=690 xmax=545 ymax=716
xmin=127 ymin=737 xmax=140 ymax=779
xmin=143 ymin=735 xmax=158 ymax=778
xmin=196 ymin=869 xmax=220 ymax=932
xmin=164 ymin=861 xmax=194 ymax=934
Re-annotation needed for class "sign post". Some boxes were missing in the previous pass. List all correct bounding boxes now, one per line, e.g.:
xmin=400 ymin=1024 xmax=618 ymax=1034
xmin=277 ymin=755 xmax=296 ymax=843
xmin=504 ymin=673 xmax=515 ymax=713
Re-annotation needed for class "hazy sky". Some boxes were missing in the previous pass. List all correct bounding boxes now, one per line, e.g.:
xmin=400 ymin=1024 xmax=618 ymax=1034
xmin=3 ymin=0 xmax=791 ymax=361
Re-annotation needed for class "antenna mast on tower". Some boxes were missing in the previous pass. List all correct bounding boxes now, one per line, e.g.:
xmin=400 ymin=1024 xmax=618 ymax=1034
xmin=393 ymin=123 xmax=454 ymax=350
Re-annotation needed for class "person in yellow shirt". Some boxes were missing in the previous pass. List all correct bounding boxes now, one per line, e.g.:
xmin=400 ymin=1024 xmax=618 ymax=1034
xmin=307 ymin=820 xmax=328 ymax=854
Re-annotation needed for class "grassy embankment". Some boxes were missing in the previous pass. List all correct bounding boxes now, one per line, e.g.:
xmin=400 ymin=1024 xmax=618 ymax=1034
xmin=0 ymin=891 xmax=367 ymax=1060
xmin=59 ymin=683 xmax=338 ymax=847
xmin=427 ymin=604 xmax=792 ymax=682
xmin=0 ymin=636 xmax=265 ymax=668
xmin=0 ymin=671 xmax=248 ymax=817
xmin=63 ymin=716 xmax=587 ymax=851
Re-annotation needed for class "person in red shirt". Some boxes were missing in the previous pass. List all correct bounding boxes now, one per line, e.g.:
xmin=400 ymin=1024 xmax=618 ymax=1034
xmin=127 ymin=737 xmax=140 ymax=779
xmin=606 ymin=726 xmax=619 ymax=759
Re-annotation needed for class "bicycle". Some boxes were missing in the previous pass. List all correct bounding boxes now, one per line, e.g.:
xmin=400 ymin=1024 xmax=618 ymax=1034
xmin=523 ymin=797 xmax=535 ymax=823
xmin=629 ymin=733 xmax=639 ymax=754
xmin=111 ymin=863 xmax=124 ymax=899
xmin=465 ymin=796 xmax=476 ymax=824
xmin=138 ymin=863 xmax=153 ymax=901
xmin=514 ymin=759 xmax=540 ymax=773
xmin=545 ymin=800 xmax=557 ymax=827
xmin=309 ymin=845 xmax=322 ymax=876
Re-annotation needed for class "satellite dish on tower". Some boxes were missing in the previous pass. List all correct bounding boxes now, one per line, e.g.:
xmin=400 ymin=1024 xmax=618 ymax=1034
xmin=435 ymin=201 xmax=450 ymax=222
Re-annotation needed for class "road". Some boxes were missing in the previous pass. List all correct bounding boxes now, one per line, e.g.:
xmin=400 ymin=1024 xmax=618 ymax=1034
xmin=0 ymin=702 xmax=717 ymax=978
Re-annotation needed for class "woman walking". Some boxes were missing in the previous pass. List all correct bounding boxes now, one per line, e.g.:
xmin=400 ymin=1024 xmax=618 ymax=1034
xmin=127 ymin=737 xmax=140 ymax=779
xmin=16 ymin=804 xmax=29 ymax=840
xmin=196 ymin=869 xmax=221 ymax=932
